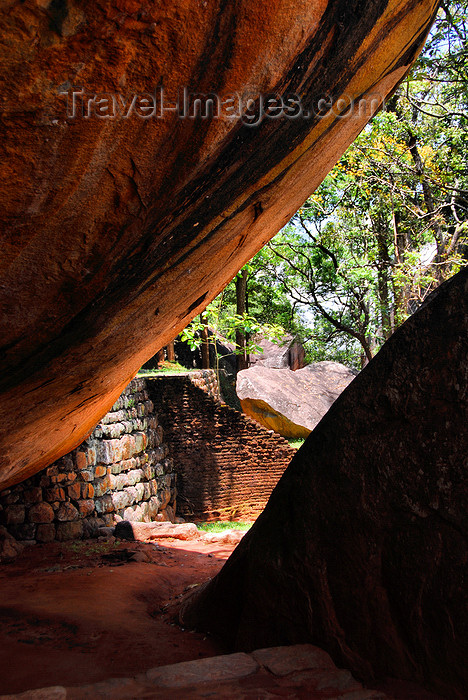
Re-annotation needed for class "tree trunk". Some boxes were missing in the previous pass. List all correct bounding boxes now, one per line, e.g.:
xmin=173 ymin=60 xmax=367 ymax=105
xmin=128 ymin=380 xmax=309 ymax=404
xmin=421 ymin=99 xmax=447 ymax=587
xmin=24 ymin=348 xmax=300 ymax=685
xmin=155 ymin=349 xmax=164 ymax=368
xmin=200 ymin=314 xmax=210 ymax=369
xmin=166 ymin=340 xmax=175 ymax=363
xmin=236 ymin=268 xmax=249 ymax=371
xmin=360 ymin=335 xmax=375 ymax=367
xmin=391 ymin=208 xmax=412 ymax=324
xmin=407 ymin=133 xmax=445 ymax=281
xmin=373 ymin=214 xmax=392 ymax=341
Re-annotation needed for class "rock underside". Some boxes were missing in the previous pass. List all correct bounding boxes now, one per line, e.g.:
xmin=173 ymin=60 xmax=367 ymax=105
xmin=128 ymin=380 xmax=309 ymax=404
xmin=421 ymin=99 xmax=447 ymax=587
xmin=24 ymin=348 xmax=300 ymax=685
xmin=237 ymin=362 xmax=357 ymax=437
xmin=181 ymin=268 xmax=468 ymax=699
xmin=0 ymin=0 xmax=439 ymax=488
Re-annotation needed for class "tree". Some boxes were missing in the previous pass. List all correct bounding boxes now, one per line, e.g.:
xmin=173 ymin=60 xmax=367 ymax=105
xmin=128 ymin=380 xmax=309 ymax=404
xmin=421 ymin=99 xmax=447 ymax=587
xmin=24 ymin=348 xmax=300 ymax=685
xmin=181 ymin=3 xmax=468 ymax=372
xmin=235 ymin=268 xmax=249 ymax=371
xmin=257 ymin=2 xmax=467 ymax=368
xmin=179 ymin=292 xmax=267 ymax=386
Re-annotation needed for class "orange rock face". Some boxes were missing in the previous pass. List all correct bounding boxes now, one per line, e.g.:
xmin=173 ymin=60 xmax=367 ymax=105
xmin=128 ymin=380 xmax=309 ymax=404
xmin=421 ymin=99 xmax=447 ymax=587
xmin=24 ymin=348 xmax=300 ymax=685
xmin=0 ymin=0 xmax=438 ymax=488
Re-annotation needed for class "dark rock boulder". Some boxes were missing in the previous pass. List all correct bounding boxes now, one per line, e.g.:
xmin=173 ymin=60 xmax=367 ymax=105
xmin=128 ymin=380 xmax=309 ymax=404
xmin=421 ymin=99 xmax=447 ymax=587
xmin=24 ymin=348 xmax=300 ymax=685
xmin=181 ymin=268 xmax=468 ymax=699
xmin=174 ymin=330 xmax=240 ymax=408
xmin=207 ymin=333 xmax=240 ymax=410
xmin=236 ymin=362 xmax=356 ymax=438
xmin=0 ymin=526 xmax=24 ymax=562
xmin=0 ymin=0 xmax=439 ymax=488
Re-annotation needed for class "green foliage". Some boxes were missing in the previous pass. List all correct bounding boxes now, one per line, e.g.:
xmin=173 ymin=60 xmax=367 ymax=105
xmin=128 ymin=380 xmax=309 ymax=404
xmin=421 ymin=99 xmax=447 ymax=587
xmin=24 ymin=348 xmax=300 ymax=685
xmin=181 ymin=4 xmax=468 ymax=370
xmin=252 ymin=4 xmax=468 ymax=367
xmin=180 ymin=291 xmax=288 ymax=364
xmin=138 ymin=361 xmax=190 ymax=376
xmin=222 ymin=256 xmax=304 ymax=335
xmin=196 ymin=521 xmax=252 ymax=532
xmin=181 ymin=305 xmax=264 ymax=356
xmin=63 ymin=540 xmax=119 ymax=557
xmin=288 ymin=438 xmax=305 ymax=450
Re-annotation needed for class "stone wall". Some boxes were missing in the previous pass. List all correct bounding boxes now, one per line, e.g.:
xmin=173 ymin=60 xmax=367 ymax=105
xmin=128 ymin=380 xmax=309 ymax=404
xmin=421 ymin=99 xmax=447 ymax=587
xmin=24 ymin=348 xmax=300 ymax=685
xmin=184 ymin=369 xmax=220 ymax=401
xmin=0 ymin=370 xmax=295 ymax=543
xmin=0 ymin=378 xmax=176 ymax=543
xmin=147 ymin=374 xmax=295 ymax=520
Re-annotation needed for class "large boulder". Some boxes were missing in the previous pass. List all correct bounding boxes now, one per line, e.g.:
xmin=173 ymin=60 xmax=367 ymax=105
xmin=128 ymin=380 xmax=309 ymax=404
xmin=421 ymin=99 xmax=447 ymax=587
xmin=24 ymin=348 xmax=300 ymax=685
xmin=181 ymin=268 xmax=468 ymax=699
xmin=236 ymin=362 xmax=356 ymax=437
xmin=0 ymin=0 xmax=439 ymax=488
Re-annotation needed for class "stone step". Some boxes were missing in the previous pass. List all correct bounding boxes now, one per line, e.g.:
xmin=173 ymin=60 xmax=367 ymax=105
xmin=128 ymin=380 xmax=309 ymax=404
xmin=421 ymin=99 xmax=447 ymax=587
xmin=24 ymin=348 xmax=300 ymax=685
xmin=0 ymin=645 xmax=390 ymax=700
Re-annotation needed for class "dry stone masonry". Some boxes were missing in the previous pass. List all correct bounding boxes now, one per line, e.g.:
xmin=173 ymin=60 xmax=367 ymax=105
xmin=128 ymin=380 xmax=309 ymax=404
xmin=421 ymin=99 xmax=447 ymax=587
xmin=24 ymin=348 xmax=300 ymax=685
xmin=184 ymin=369 xmax=220 ymax=401
xmin=0 ymin=379 xmax=176 ymax=544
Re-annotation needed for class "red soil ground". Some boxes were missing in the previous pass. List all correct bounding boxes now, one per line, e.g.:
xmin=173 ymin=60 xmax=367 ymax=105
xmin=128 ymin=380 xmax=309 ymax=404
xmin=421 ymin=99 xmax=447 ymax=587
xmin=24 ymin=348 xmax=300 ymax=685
xmin=0 ymin=536 xmax=232 ymax=695
xmin=0 ymin=535 xmax=443 ymax=699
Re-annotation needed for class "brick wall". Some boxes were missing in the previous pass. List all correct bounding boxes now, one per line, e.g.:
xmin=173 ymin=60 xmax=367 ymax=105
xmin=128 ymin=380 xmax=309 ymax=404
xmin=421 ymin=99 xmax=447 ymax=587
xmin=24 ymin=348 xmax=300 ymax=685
xmin=147 ymin=374 xmax=295 ymax=520
xmin=0 ymin=378 xmax=176 ymax=543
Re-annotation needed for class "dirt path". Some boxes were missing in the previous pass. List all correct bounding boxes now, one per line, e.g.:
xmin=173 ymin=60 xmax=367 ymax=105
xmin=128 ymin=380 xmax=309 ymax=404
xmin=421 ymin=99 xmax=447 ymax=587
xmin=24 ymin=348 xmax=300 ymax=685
xmin=0 ymin=537 xmax=234 ymax=695
xmin=0 ymin=535 xmax=443 ymax=699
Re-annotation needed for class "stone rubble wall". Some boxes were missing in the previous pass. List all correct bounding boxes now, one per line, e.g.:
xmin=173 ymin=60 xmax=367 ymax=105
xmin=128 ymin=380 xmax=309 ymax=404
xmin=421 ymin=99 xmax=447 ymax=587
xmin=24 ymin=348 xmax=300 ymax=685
xmin=147 ymin=374 xmax=295 ymax=520
xmin=185 ymin=368 xmax=220 ymax=401
xmin=0 ymin=378 xmax=176 ymax=543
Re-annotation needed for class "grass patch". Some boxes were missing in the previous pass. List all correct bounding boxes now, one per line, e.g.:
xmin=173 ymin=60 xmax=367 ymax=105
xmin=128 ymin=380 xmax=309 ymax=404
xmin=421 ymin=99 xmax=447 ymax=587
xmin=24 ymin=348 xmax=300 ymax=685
xmin=62 ymin=540 xmax=119 ymax=558
xmin=288 ymin=438 xmax=305 ymax=450
xmin=196 ymin=521 xmax=252 ymax=533
xmin=138 ymin=361 xmax=192 ymax=376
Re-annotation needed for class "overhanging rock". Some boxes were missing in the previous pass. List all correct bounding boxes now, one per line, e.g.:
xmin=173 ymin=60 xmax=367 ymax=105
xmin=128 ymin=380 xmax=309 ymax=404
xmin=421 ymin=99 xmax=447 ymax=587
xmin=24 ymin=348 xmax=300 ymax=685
xmin=181 ymin=268 xmax=468 ymax=699
xmin=0 ymin=0 xmax=439 ymax=487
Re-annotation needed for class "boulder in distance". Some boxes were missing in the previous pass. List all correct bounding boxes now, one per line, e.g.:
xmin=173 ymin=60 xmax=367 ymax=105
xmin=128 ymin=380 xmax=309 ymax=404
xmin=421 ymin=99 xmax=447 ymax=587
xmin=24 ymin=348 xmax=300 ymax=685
xmin=249 ymin=335 xmax=305 ymax=370
xmin=236 ymin=362 xmax=357 ymax=437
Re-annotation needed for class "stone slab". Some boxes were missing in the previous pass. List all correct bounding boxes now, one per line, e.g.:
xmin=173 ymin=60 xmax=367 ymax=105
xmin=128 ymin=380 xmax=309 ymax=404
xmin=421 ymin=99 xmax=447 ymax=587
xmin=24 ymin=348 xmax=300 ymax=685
xmin=290 ymin=669 xmax=361 ymax=692
xmin=114 ymin=521 xmax=198 ymax=541
xmin=143 ymin=652 xmax=258 ymax=687
xmin=337 ymin=692 xmax=388 ymax=700
xmin=253 ymin=644 xmax=335 ymax=676
xmin=66 ymin=677 xmax=148 ymax=700
xmin=0 ymin=647 xmax=397 ymax=700
xmin=0 ymin=688 xmax=66 ymax=700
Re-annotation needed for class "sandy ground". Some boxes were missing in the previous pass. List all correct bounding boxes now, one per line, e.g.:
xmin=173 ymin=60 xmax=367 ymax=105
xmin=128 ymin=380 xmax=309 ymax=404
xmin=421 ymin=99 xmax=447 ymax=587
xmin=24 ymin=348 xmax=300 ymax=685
xmin=0 ymin=535 xmax=444 ymax=699
xmin=0 ymin=536 xmax=234 ymax=695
